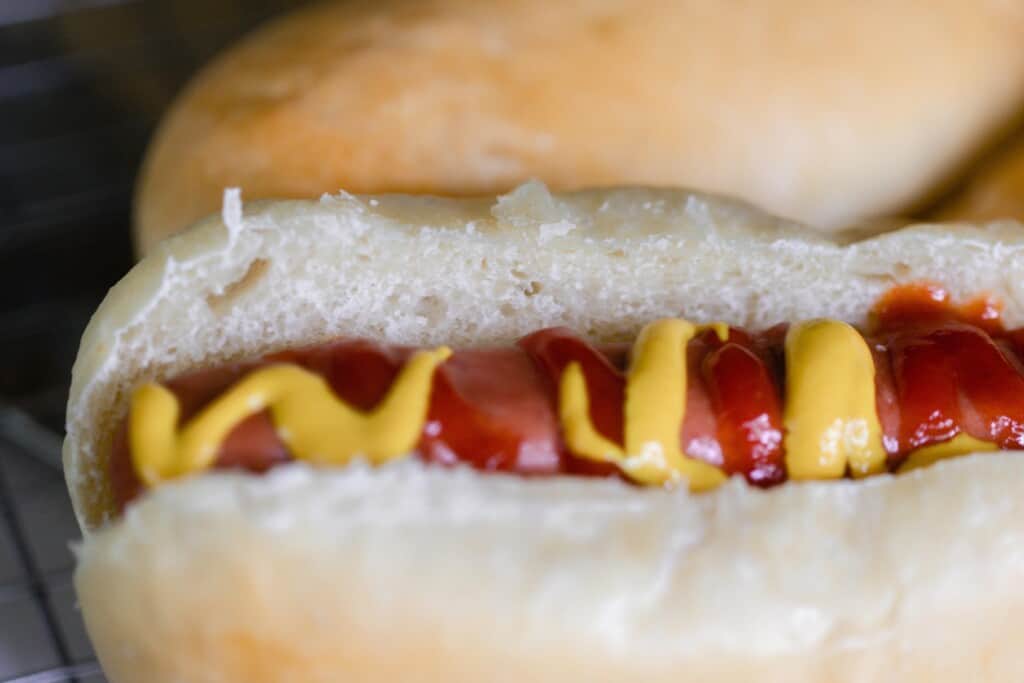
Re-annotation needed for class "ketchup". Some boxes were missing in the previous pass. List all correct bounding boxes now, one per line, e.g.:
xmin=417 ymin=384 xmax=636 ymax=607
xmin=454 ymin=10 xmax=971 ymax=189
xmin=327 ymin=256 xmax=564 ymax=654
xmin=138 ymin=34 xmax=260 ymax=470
xmin=870 ymin=283 xmax=1024 ymax=463
xmin=872 ymin=282 xmax=1003 ymax=333
xmin=699 ymin=331 xmax=785 ymax=486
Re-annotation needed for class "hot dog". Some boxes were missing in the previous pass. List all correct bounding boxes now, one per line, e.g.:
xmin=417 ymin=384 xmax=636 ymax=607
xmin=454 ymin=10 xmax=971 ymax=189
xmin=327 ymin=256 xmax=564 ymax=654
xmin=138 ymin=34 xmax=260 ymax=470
xmin=109 ymin=288 xmax=1024 ymax=511
xmin=65 ymin=184 xmax=1024 ymax=682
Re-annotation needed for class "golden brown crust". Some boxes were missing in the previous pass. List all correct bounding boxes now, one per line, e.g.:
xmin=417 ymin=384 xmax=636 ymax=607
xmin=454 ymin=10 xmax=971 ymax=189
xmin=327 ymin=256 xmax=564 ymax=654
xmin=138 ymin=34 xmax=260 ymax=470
xmin=134 ymin=0 xmax=1024 ymax=252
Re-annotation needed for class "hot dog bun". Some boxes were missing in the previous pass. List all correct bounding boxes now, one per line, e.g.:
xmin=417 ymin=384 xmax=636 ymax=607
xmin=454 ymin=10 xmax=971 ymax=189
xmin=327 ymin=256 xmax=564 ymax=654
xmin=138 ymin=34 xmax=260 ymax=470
xmin=68 ymin=184 xmax=1024 ymax=681
xmin=133 ymin=0 xmax=1024 ymax=253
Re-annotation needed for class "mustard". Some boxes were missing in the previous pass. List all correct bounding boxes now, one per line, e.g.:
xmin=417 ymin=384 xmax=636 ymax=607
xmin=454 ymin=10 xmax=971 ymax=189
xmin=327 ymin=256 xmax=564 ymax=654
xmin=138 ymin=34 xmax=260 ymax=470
xmin=897 ymin=433 xmax=997 ymax=473
xmin=783 ymin=320 xmax=886 ymax=479
xmin=129 ymin=348 xmax=451 ymax=486
xmin=559 ymin=319 xmax=727 ymax=490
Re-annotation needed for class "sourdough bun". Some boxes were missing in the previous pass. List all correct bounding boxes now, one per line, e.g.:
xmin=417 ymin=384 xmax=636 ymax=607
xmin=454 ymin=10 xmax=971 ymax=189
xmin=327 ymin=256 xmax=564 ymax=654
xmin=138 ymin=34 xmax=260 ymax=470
xmin=133 ymin=0 xmax=1024 ymax=253
xmin=68 ymin=184 xmax=1024 ymax=681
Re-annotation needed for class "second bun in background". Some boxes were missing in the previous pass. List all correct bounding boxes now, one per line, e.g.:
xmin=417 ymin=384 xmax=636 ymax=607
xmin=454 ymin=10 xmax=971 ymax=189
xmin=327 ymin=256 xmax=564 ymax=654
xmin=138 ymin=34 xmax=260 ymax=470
xmin=934 ymin=127 xmax=1024 ymax=224
xmin=134 ymin=0 xmax=1024 ymax=253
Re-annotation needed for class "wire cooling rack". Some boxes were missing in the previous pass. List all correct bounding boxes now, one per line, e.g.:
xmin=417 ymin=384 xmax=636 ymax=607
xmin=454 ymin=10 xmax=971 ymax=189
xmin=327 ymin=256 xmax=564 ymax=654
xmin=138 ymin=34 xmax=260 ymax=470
xmin=0 ymin=409 xmax=104 ymax=683
xmin=0 ymin=1 xmax=312 ymax=680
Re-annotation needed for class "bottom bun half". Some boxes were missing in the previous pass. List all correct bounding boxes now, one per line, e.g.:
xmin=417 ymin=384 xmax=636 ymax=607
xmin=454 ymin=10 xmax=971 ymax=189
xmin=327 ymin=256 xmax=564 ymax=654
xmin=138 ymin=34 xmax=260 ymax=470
xmin=77 ymin=455 xmax=1024 ymax=683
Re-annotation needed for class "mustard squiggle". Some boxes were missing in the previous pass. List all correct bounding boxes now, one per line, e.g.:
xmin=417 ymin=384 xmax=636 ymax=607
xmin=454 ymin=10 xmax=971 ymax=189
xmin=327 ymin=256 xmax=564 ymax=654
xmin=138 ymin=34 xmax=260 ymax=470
xmin=558 ymin=319 xmax=727 ymax=490
xmin=129 ymin=348 xmax=451 ymax=486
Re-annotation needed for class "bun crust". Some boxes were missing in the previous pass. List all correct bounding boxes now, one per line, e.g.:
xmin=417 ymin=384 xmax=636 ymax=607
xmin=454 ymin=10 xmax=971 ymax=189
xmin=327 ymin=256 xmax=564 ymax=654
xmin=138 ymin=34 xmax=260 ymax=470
xmin=67 ymin=185 xmax=1024 ymax=681
xmin=134 ymin=0 xmax=1024 ymax=251
xmin=77 ymin=457 xmax=1024 ymax=683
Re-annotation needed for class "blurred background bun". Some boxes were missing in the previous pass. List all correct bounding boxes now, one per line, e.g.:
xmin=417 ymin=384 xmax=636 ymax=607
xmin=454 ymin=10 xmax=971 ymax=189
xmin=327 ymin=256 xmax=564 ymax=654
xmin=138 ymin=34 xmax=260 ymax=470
xmin=133 ymin=0 xmax=1024 ymax=253
xmin=933 ymin=127 xmax=1024 ymax=223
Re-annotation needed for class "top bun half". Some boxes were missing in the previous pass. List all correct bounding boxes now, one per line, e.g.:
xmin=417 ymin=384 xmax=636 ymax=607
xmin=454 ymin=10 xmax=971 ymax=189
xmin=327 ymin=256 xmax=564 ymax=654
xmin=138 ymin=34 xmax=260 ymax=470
xmin=67 ymin=182 xmax=1024 ymax=529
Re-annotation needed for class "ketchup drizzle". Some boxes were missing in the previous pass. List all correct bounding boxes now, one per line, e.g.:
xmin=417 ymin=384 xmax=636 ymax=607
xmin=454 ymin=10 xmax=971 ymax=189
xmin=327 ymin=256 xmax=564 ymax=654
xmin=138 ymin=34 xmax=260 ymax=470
xmin=700 ymin=333 xmax=785 ymax=486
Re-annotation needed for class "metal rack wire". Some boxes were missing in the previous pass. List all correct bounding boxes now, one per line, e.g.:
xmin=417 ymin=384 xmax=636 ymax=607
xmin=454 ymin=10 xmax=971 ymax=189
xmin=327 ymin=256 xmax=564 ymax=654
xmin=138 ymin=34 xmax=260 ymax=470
xmin=0 ymin=1 xmax=312 ymax=679
xmin=0 ymin=409 xmax=103 ymax=682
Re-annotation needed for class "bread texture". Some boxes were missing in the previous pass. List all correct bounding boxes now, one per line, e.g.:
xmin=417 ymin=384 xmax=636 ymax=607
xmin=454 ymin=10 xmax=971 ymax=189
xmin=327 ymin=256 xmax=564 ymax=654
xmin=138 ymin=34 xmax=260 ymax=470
xmin=133 ymin=0 xmax=1024 ymax=252
xmin=76 ymin=456 xmax=1024 ymax=683
xmin=67 ymin=184 xmax=1024 ymax=681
